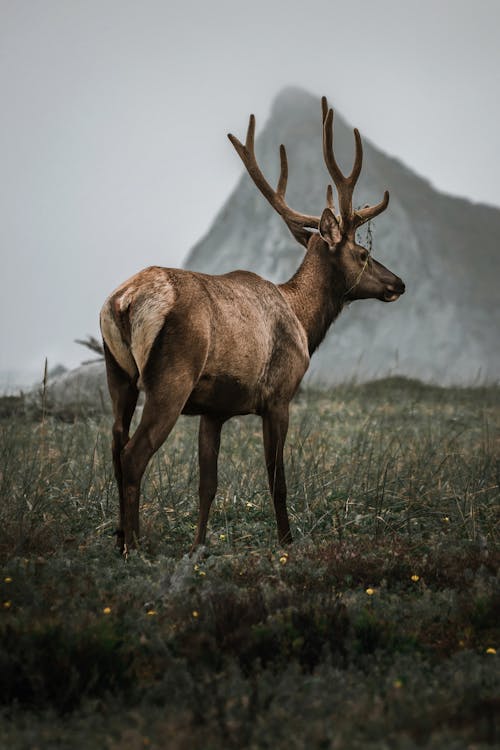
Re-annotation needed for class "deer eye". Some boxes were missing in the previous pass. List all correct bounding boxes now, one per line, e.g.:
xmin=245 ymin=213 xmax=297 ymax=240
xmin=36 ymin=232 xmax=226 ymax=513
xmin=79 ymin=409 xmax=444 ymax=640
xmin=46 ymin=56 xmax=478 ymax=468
xmin=359 ymin=250 xmax=369 ymax=263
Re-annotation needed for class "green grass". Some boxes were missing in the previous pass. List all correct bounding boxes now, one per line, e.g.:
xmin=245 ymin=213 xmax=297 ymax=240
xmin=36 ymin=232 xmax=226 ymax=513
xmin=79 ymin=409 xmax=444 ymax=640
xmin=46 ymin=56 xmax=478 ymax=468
xmin=0 ymin=378 xmax=499 ymax=749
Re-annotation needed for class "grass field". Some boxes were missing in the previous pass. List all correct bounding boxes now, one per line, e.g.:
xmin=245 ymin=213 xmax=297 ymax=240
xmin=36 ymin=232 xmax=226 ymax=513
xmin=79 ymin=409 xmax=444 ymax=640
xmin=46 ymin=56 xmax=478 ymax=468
xmin=0 ymin=378 xmax=499 ymax=749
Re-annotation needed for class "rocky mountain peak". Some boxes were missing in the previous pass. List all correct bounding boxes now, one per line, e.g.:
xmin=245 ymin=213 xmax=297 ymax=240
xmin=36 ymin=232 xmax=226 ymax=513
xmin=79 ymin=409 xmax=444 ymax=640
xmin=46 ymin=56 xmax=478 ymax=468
xmin=185 ymin=87 xmax=500 ymax=385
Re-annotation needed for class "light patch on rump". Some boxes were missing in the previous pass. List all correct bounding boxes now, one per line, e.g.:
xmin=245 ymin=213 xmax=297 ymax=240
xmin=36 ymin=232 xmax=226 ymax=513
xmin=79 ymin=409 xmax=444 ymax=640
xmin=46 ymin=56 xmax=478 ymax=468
xmin=100 ymin=267 xmax=176 ymax=384
xmin=100 ymin=303 xmax=137 ymax=377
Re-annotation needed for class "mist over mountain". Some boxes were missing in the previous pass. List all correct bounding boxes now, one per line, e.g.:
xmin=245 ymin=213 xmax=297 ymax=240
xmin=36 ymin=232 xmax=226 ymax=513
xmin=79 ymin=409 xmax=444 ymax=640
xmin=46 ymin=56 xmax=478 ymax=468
xmin=185 ymin=87 xmax=500 ymax=385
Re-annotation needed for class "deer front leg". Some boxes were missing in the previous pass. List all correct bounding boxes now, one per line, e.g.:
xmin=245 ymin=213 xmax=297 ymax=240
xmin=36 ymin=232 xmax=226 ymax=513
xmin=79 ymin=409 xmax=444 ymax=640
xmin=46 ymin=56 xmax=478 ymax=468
xmin=191 ymin=415 xmax=224 ymax=552
xmin=262 ymin=405 xmax=291 ymax=545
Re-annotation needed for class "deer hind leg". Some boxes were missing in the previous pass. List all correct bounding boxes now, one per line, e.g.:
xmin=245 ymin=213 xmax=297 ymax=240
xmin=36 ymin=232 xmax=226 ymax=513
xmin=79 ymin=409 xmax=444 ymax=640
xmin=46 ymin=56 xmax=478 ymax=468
xmin=191 ymin=415 xmax=224 ymax=552
xmin=119 ymin=373 xmax=197 ymax=553
xmin=103 ymin=344 xmax=139 ymax=550
xmin=111 ymin=305 xmax=210 ymax=553
xmin=262 ymin=405 xmax=292 ymax=545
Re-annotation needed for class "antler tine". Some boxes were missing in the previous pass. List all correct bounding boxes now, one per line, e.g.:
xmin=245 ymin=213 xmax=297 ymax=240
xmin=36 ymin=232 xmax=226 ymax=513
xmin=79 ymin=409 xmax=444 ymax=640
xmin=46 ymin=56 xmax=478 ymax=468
xmin=350 ymin=128 xmax=363 ymax=185
xmin=228 ymin=114 xmax=319 ymax=247
xmin=323 ymin=106 xmax=365 ymax=227
xmin=353 ymin=190 xmax=390 ymax=229
xmin=323 ymin=108 xmax=363 ymax=186
xmin=322 ymin=108 xmax=344 ymax=186
xmin=277 ymin=144 xmax=288 ymax=198
xmin=321 ymin=96 xmax=329 ymax=124
xmin=245 ymin=113 xmax=255 ymax=151
xmin=326 ymin=184 xmax=336 ymax=212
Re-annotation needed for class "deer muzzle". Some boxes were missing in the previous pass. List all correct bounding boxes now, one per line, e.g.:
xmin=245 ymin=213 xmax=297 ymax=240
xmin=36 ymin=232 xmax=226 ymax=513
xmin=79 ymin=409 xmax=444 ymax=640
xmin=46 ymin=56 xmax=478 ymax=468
xmin=383 ymin=278 xmax=406 ymax=303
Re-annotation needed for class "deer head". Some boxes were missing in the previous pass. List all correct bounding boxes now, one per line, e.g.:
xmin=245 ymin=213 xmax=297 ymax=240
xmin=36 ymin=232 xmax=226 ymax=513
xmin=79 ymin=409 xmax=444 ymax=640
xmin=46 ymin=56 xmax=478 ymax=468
xmin=319 ymin=97 xmax=405 ymax=304
xmin=228 ymin=96 xmax=405 ymax=306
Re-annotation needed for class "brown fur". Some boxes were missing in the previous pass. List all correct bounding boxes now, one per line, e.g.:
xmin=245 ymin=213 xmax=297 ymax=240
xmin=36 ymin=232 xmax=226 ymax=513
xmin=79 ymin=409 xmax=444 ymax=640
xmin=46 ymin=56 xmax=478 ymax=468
xmin=100 ymin=98 xmax=405 ymax=554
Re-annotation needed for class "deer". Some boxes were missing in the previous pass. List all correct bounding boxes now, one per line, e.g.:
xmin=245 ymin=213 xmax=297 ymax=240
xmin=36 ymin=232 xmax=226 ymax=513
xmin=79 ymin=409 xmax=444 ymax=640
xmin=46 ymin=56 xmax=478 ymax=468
xmin=100 ymin=96 xmax=405 ymax=555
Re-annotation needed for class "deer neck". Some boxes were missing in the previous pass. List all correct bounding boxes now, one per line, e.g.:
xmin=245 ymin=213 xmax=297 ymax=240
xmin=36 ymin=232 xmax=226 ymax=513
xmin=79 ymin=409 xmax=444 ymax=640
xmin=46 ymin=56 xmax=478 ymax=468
xmin=279 ymin=236 xmax=345 ymax=355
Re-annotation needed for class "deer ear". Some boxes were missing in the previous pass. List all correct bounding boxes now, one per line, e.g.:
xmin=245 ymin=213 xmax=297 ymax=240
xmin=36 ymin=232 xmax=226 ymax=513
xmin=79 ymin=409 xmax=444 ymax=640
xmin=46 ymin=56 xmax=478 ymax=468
xmin=319 ymin=208 xmax=342 ymax=247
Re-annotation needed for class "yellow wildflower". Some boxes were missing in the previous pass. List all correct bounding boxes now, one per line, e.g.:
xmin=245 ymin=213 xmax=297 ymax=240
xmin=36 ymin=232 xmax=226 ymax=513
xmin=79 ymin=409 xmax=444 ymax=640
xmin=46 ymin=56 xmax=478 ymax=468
xmin=279 ymin=556 xmax=288 ymax=564
xmin=411 ymin=574 xmax=420 ymax=582
xmin=486 ymin=647 xmax=496 ymax=655
xmin=192 ymin=610 xmax=199 ymax=618
xmin=3 ymin=601 xmax=11 ymax=609
xmin=4 ymin=577 xmax=12 ymax=584
xmin=146 ymin=610 xmax=157 ymax=617
xmin=219 ymin=533 xmax=226 ymax=540
xmin=103 ymin=606 xmax=111 ymax=615
xmin=198 ymin=570 xmax=206 ymax=577
xmin=365 ymin=588 xmax=375 ymax=596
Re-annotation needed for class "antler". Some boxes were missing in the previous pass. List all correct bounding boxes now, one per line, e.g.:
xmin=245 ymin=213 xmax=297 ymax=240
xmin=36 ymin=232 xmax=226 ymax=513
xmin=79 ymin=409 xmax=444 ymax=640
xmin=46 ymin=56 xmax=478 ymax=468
xmin=321 ymin=96 xmax=389 ymax=236
xmin=228 ymin=115 xmax=320 ymax=248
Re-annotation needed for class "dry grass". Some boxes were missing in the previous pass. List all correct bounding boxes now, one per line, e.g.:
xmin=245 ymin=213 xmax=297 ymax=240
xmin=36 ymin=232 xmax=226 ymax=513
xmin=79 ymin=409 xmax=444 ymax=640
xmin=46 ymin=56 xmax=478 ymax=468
xmin=0 ymin=378 xmax=498 ymax=748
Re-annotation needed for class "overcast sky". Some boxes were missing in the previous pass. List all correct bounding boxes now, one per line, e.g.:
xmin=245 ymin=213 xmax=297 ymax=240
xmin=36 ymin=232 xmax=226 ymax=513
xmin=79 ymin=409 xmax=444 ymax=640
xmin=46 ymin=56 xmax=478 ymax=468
xmin=1 ymin=0 xmax=499 ymax=383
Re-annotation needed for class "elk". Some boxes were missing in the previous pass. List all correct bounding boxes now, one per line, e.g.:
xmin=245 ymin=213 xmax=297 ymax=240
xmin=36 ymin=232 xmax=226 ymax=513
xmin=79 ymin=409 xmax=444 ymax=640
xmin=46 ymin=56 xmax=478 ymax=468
xmin=100 ymin=96 xmax=405 ymax=555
